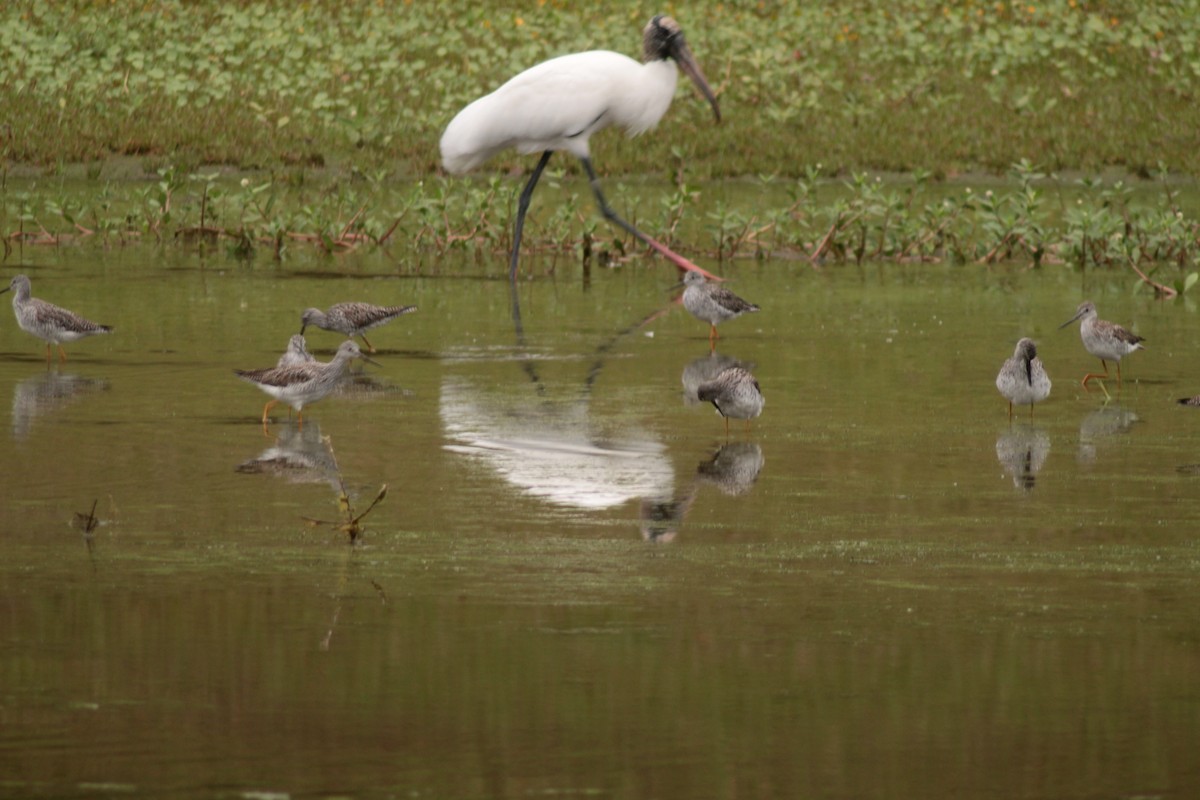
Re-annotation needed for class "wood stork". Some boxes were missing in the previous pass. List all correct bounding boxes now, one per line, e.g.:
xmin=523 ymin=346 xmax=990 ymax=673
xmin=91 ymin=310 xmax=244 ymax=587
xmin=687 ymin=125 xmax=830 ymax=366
xmin=440 ymin=14 xmax=721 ymax=281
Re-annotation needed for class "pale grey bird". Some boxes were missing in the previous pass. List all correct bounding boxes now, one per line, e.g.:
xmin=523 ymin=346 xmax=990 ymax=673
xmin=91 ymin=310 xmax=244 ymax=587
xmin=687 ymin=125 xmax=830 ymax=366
xmin=696 ymin=366 xmax=764 ymax=436
xmin=1059 ymin=301 xmax=1145 ymax=387
xmin=680 ymin=271 xmax=759 ymax=350
xmin=235 ymin=340 xmax=378 ymax=432
xmin=995 ymin=338 xmax=1051 ymax=420
xmin=2 ymin=274 xmax=111 ymax=362
xmin=276 ymin=334 xmax=315 ymax=368
xmin=299 ymin=301 xmax=417 ymax=353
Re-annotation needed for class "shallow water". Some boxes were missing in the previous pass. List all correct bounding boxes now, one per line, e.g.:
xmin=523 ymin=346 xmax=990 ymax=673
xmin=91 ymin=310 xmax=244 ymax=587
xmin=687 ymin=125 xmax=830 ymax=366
xmin=1 ymin=242 xmax=1198 ymax=798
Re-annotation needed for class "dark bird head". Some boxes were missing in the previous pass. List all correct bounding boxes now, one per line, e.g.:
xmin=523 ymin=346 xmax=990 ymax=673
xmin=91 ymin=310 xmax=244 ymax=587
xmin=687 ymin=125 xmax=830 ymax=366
xmin=1015 ymin=337 xmax=1038 ymax=383
xmin=644 ymin=15 xmax=721 ymax=123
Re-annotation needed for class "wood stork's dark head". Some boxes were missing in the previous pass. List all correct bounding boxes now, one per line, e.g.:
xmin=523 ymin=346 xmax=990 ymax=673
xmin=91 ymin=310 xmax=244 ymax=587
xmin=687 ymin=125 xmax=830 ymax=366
xmin=644 ymin=15 xmax=721 ymax=123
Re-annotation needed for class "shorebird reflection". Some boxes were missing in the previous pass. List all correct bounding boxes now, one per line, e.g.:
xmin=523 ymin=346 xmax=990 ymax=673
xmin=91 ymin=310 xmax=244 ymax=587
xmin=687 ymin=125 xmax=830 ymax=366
xmin=235 ymin=421 xmax=341 ymax=489
xmin=11 ymin=370 xmax=109 ymax=440
xmin=995 ymin=427 xmax=1050 ymax=491
xmin=1077 ymin=404 xmax=1141 ymax=463
xmin=639 ymin=441 xmax=765 ymax=542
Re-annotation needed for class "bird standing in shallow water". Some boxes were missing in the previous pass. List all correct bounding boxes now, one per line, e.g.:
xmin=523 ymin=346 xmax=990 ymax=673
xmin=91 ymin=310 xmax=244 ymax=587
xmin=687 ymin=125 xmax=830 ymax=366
xmin=2 ymin=274 xmax=111 ymax=362
xmin=680 ymin=271 xmax=759 ymax=351
xmin=299 ymin=302 xmax=417 ymax=353
xmin=995 ymin=338 xmax=1051 ymax=420
xmin=440 ymin=15 xmax=722 ymax=281
xmin=235 ymin=340 xmax=378 ymax=433
xmin=1059 ymin=301 xmax=1145 ymax=387
xmin=696 ymin=366 xmax=764 ymax=436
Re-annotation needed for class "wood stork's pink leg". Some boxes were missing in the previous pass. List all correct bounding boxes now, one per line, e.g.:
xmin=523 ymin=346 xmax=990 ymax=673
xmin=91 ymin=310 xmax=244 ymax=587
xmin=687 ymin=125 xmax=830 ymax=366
xmin=580 ymin=157 xmax=722 ymax=282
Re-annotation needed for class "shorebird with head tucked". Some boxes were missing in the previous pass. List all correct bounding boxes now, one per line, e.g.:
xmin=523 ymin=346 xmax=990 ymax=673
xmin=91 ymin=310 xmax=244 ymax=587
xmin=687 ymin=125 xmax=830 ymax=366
xmin=696 ymin=366 xmax=764 ymax=436
xmin=2 ymin=274 xmax=112 ymax=362
xmin=276 ymin=334 xmax=315 ymax=368
xmin=1059 ymin=301 xmax=1144 ymax=388
xmin=995 ymin=338 xmax=1051 ymax=420
xmin=300 ymin=301 xmax=417 ymax=353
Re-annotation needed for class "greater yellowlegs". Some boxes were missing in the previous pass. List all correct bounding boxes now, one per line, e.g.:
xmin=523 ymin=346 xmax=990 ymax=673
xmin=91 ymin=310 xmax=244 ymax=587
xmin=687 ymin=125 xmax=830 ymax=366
xmin=696 ymin=366 xmax=764 ymax=436
xmin=235 ymin=340 xmax=378 ymax=432
xmin=300 ymin=302 xmax=417 ymax=353
xmin=2 ymin=274 xmax=111 ymax=362
xmin=276 ymin=334 xmax=315 ymax=368
xmin=1059 ymin=301 xmax=1144 ymax=387
xmin=680 ymin=271 xmax=759 ymax=350
xmin=995 ymin=338 xmax=1051 ymax=420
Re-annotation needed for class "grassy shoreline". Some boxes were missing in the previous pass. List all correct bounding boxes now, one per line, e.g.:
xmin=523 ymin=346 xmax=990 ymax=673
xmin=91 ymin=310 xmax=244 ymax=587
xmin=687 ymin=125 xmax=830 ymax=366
xmin=3 ymin=1 xmax=1199 ymax=287
xmin=3 ymin=1 xmax=1199 ymax=178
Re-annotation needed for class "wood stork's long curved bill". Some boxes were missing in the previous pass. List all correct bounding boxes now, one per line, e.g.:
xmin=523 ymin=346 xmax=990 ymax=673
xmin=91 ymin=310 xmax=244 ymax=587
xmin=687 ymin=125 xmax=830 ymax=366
xmin=441 ymin=15 xmax=723 ymax=283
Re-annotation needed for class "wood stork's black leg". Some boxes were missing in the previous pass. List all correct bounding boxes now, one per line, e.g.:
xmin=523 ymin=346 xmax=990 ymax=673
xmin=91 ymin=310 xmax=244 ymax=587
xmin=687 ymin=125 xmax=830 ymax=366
xmin=509 ymin=150 xmax=554 ymax=282
xmin=578 ymin=157 xmax=720 ymax=281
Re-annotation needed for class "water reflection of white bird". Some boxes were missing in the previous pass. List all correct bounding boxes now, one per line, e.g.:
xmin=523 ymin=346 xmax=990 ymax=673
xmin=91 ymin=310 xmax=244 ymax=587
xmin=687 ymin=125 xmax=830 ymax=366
xmin=1077 ymin=405 xmax=1141 ymax=463
xmin=441 ymin=375 xmax=674 ymax=510
xmin=11 ymin=370 xmax=109 ymax=440
xmin=235 ymin=421 xmax=340 ymax=488
xmin=995 ymin=427 xmax=1050 ymax=491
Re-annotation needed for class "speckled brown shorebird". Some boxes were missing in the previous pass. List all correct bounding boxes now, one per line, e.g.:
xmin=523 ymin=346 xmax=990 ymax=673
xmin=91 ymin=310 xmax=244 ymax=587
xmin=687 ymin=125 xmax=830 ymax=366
xmin=680 ymin=271 xmax=759 ymax=350
xmin=235 ymin=340 xmax=378 ymax=433
xmin=696 ymin=366 xmax=764 ymax=436
xmin=995 ymin=338 xmax=1051 ymax=420
xmin=1059 ymin=301 xmax=1145 ymax=387
xmin=300 ymin=301 xmax=417 ymax=353
xmin=2 ymin=274 xmax=112 ymax=362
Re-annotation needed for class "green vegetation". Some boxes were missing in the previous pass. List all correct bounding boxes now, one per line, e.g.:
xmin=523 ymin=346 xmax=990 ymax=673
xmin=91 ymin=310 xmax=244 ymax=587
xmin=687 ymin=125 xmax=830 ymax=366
xmin=3 ymin=0 xmax=1199 ymax=175
xmin=2 ymin=0 xmax=1199 ymax=282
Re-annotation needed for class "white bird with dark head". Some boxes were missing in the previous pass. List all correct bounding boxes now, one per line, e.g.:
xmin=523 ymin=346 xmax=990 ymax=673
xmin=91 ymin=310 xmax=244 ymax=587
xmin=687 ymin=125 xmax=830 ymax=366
xmin=440 ymin=14 xmax=721 ymax=281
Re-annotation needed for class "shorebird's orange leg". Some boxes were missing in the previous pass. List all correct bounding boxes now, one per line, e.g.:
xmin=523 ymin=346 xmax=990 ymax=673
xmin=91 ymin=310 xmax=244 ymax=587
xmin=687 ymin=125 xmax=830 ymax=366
xmin=358 ymin=334 xmax=375 ymax=353
xmin=1082 ymin=360 xmax=1109 ymax=387
xmin=260 ymin=400 xmax=278 ymax=436
xmin=58 ymin=345 xmax=68 ymax=363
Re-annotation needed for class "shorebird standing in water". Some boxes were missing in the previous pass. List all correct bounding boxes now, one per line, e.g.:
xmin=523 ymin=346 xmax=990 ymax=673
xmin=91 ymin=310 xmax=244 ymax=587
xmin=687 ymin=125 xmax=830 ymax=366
xmin=696 ymin=366 xmax=764 ymax=436
xmin=680 ymin=271 xmax=759 ymax=351
xmin=276 ymin=334 xmax=315 ymax=368
xmin=995 ymin=338 xmax=1051 ymax=420
xmin=1059 ymin=301 xmax=1145 ymax=388
xmin=235 ymin=340 xmax=378 ymax=433
xmin=2 ymin=274 xmax=112 ymax=362
xmin=300 ymin=301 xmax=417 ymax=353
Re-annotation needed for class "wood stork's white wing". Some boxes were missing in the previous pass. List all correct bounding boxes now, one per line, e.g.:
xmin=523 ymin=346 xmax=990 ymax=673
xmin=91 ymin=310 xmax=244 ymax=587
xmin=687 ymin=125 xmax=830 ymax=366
xmin=440 ymin=51 xmax=678 ymax=174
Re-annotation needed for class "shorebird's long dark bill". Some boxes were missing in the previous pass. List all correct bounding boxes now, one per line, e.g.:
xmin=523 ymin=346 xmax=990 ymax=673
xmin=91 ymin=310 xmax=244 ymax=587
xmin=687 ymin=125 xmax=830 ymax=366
xmin=1058 ymin=310 xmax=1084 ymax=329
xmin=671 ymin=40 xmax=720 ymax=123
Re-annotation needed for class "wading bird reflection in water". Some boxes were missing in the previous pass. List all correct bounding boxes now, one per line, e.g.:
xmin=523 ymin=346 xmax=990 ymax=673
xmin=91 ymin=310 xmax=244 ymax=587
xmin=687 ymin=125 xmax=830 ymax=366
xmin=440 ymin=15 xmax=722 ymax=281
